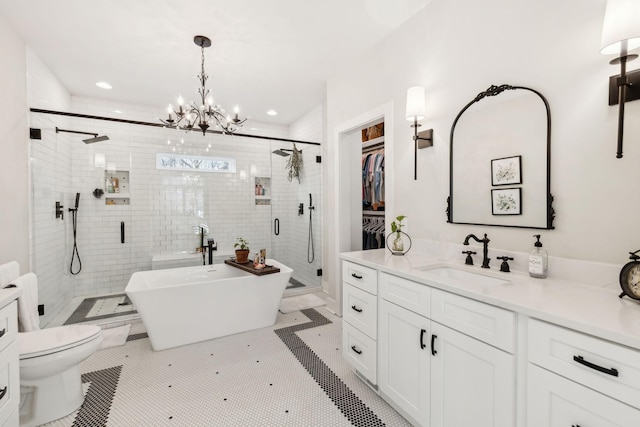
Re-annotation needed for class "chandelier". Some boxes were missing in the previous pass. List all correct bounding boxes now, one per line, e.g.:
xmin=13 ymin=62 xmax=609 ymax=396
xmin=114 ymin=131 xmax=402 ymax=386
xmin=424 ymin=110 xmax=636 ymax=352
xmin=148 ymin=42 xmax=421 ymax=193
xmin=161 ymin=35 xmax=247 ymax=135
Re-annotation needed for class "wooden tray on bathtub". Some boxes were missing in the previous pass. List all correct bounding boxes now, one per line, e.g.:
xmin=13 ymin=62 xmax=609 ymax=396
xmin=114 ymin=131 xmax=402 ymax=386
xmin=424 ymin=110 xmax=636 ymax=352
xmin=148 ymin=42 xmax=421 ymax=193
xmin=224 ymin=259 xmax=281 ymax=276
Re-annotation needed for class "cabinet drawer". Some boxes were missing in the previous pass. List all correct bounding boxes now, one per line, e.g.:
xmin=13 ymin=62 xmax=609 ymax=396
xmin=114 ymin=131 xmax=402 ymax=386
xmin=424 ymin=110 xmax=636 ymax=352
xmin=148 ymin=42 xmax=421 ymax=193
xmin=0 ymin=303 xmax=17 ymax=355
xmin=379 ymin=272 xmax=430 ymax=317
xmin=343 ymin=284 xmax=377 ymax=339
xmin=527 ymin=364 xmax=640 ymax=426
xmin=431 ymin=289 xmax=515 ymax=353
xmin=528 ymin=318 xmax=640 ymax=410
xmin=342 ymin=322 xmax=377 ymax=384
xmin=0 ymin=341 xmax=19 ymax=427
xmin=342 ymin=261 xmax=377 ymax=294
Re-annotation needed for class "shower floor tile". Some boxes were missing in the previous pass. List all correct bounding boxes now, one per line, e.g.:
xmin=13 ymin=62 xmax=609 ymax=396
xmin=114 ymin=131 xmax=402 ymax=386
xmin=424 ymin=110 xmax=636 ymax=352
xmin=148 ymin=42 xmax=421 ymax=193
xmin=63 ymin=293 xmax=137 ymax=325
xmin=40 ymin=304 xmax=411 ymax=427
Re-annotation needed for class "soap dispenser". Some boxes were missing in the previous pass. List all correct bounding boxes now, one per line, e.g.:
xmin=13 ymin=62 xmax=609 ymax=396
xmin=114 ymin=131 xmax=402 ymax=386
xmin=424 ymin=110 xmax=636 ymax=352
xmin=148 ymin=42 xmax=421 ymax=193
xmin=529 ymin=235 xmax=548 ymax=278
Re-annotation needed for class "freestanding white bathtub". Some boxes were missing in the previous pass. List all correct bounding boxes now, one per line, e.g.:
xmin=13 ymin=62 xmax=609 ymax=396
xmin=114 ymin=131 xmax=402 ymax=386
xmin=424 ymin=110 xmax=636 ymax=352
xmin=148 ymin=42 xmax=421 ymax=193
xmin=125 ymin=259 xmax=292 ymax=351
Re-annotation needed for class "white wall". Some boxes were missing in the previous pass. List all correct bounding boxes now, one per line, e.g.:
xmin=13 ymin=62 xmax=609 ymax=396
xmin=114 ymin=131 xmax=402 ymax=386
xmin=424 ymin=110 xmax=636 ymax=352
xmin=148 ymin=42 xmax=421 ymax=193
xmin=324 ymin=0 xmax=640 ymax=303
xmin=0 ymin=15 xmax=29 ymax=272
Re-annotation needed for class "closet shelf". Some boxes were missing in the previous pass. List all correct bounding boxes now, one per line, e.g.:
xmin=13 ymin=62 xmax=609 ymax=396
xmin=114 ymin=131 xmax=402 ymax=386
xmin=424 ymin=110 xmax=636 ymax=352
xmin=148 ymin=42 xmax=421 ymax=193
xmin=362 ymin=136 xmax=384 ymax=151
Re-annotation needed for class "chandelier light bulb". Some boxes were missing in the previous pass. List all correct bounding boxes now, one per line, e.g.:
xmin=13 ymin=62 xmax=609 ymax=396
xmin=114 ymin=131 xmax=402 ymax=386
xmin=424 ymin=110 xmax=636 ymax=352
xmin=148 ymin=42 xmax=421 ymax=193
xmin=177 ymin=95 xmax=184 ymax=106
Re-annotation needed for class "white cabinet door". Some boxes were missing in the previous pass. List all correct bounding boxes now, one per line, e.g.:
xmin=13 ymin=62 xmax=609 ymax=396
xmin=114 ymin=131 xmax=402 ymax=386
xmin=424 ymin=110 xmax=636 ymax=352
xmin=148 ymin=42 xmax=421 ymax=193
xmin=430 ymin=322 xmax=515 ymax=427
xmin=528 ymin=364 xmax=640 ymax=427
xmin=378 ymin=299 xmax=430 ymax=427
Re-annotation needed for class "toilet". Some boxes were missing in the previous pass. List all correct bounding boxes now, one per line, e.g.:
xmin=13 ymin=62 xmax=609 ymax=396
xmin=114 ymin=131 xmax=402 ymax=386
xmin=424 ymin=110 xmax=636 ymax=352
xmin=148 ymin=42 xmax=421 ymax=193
xmin=0 ymin=262 xmax=103 ymax=427
xmin=18 ymin=325 xmax=102 ymax=427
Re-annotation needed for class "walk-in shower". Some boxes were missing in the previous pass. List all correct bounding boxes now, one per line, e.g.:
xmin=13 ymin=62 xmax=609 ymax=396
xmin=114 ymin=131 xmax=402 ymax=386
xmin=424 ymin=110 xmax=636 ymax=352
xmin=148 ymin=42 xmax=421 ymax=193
xmin=30 ymin=108 xmax=323 ymax=326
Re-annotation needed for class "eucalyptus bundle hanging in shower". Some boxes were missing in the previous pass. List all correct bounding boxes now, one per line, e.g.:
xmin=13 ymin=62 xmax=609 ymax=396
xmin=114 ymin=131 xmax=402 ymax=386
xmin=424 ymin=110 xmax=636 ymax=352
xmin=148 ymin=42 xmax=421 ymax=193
xmin=286 ymin=143 xmax=303 ymax=183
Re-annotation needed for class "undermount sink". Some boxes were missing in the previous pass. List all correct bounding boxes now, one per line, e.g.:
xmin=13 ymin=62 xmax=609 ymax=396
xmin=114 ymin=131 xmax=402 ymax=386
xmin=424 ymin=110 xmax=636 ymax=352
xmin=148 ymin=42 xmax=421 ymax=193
xmin=415 ymin=266 xmax=509 ymax=287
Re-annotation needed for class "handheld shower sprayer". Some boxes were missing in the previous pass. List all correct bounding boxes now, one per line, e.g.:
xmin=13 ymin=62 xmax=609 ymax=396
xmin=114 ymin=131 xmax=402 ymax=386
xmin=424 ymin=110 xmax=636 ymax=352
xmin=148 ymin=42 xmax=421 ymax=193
xmin=309 ymin=193 xmax=314 ymax=210
xmin=69 ymin=192 xmax=82 ymax=275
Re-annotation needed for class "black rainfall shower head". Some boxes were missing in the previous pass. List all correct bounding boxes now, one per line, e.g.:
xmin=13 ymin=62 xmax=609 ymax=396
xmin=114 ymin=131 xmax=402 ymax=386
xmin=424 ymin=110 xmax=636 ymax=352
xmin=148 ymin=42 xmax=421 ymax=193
xmin=82 ymin=135 xmax=110 ymax=144
xmin=272 ymin=149 xmax=291 ymax=157
xmin=55 ymin=127 xmax=109 ymax=144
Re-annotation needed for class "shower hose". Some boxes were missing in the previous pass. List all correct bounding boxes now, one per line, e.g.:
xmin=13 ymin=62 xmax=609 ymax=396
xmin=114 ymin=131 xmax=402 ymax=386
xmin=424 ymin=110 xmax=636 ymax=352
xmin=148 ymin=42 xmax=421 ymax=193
xmin=70 ymin=208 xmax=82 ymax=275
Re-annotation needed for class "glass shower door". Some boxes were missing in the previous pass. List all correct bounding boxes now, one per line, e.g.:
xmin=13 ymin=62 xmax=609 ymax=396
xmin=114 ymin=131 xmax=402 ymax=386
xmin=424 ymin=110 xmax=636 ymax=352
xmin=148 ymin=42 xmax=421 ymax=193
xmin=270 ymin=141 xmax=322 ymax=293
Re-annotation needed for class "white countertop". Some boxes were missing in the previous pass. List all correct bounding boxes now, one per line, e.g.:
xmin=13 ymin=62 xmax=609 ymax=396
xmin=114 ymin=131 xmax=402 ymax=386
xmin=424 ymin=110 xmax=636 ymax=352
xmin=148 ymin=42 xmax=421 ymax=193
xmin=341 ymin=249 xmax=640 ymax=351
xmin=0 ymin=287 xmax=21 ymax=310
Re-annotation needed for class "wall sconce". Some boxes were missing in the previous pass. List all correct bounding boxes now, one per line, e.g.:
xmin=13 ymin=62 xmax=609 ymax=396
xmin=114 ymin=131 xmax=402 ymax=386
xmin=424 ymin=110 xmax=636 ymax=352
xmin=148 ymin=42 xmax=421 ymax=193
xmin=600 ymin=0 xmax=640 ymax=158
xmin=406 ymin=86 xmax=433 ymax=180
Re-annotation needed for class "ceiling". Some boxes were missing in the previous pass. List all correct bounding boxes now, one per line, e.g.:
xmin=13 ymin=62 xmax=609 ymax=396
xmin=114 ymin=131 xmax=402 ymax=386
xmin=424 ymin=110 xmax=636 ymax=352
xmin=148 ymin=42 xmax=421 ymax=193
xmin=0 ymin=0 xmax=428 ymax=126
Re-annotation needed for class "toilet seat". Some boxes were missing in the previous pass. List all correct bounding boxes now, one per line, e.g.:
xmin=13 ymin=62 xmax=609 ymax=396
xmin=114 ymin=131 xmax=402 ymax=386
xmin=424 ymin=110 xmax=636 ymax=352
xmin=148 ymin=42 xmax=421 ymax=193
xmin=19 ymin=325 xmax=102 ymax=360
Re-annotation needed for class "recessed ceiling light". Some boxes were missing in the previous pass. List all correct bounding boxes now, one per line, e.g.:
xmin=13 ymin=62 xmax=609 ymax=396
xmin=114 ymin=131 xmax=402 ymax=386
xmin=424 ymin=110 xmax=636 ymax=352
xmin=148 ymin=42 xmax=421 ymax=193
xmin=96 ymin=81 xmax=112 ymax=90
xmin=267 ymin=110 xmax=278 ymax=116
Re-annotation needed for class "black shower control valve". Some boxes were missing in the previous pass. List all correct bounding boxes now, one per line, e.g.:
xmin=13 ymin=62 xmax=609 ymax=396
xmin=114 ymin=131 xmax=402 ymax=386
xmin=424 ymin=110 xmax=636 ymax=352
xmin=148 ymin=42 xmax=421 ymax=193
xmin=55 ymin=201 xmax=64 ymax=220
xmin=462 ymin=250 xmax=476 ymax=265
xmin=497 ymin=256 xmax=514 ymax=272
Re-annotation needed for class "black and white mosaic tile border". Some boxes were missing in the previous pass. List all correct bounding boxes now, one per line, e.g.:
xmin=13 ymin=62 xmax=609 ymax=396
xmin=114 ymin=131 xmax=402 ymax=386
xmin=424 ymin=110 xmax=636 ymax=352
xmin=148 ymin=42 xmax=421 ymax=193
xmin=72 ymin=366 xmax=122 ymax=427
xmin=276 ymin=309 xmax=385 ymax=427
xmin=49 ymin=307 xmax=407 ymax=426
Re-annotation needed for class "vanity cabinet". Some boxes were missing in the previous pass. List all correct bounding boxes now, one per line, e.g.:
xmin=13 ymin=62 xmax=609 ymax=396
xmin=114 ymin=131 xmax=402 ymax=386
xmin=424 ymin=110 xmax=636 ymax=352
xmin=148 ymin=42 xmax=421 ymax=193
xmin=527 ymin=318 xmax=640 ymax=426
xmin=342 ymin=261 xmax=378 ymax=384
xmin=0 ymin=301 xmax=19 ymax=427
xmin=430 ymin=322 xmax=514 ymax=427
xmin=378 ymin=298 xmax=430 ymax=426
xmin=377 ymin=271 xmax=515 ymax=427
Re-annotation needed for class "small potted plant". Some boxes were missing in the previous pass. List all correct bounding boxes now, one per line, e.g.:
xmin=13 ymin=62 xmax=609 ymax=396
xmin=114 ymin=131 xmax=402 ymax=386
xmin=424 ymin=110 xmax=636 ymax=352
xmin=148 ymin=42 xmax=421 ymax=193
xmin=234 ymin=237 xmax=250 ymax=263
xmin=387 ymin=215 xmax=411 ymax=255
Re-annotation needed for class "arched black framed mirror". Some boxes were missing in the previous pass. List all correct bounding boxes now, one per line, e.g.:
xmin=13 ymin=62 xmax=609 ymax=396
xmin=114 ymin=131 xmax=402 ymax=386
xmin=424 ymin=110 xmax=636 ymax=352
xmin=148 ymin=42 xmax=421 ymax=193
xmin=447 ymin=84 xmax=555 ymax=229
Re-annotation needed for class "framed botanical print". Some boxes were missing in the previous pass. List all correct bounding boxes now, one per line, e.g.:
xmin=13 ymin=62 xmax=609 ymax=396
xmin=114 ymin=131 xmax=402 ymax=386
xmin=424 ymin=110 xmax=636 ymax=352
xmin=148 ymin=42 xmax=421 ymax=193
xmin=491 ymin=188 xmax=522 ymax=215
xmin=491 ymin=155 xmax=522 ymax=186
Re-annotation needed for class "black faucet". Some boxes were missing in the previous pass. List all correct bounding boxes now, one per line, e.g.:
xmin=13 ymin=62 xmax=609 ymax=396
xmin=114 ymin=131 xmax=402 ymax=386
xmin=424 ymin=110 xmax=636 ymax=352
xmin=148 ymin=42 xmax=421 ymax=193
xmin=463 ymin=233 xmax=491 ymax=268
xmin=207 ymin=238 xmax=217 ymax=265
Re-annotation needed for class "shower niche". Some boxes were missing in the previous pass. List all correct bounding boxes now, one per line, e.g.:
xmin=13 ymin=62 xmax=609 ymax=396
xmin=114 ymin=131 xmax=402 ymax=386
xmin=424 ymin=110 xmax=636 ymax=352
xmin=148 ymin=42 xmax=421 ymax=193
xmin=104 ymin=170 xmax=130 ymax=205
xmin=255 ymin=177 xmax=271 ymax=205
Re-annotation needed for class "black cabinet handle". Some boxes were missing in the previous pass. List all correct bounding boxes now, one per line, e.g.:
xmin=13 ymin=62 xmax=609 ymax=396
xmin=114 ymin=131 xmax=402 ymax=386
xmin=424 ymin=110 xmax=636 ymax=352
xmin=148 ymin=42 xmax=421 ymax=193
xmin=572 ymin=425 xmax=581 ymax=427
xmin=431 ymin=334 xmax=438 ymax=356
xmin=351 ymin=273 xmax=363 ymax=279
xmin=120 ymin=221 xmax=125 ymax=244
xmin=351 ymin=345 xmax=362 ymax=355
xmin=573 ymin=355 xmax=618 ymax=377
xmin=0 ymin=328 xmax=5 ymax=339
xmin=0 ymin=386 xmax=6 ymax=401
xmin=351 ymin=305 xmax=363 ymax=313
xmin=420 ymin=329 xmax=427 ymax=349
